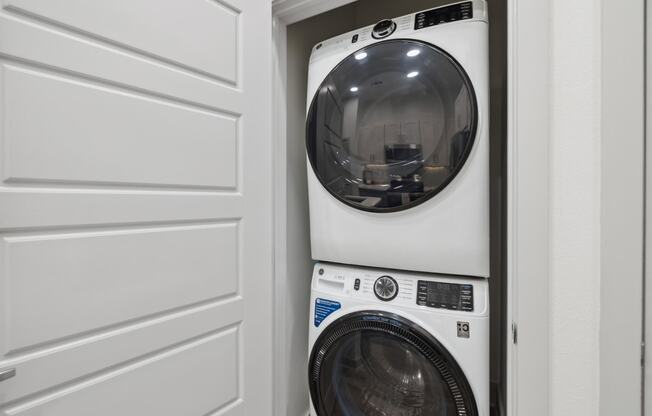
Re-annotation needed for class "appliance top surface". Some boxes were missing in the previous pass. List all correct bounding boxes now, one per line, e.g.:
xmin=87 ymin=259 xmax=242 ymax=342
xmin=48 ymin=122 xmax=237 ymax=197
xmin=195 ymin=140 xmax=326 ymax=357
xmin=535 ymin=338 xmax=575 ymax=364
xmin=312 ymin=262 xmax=489 ymax=318
xmin=309 ymin=0 xmax=488 ymax=63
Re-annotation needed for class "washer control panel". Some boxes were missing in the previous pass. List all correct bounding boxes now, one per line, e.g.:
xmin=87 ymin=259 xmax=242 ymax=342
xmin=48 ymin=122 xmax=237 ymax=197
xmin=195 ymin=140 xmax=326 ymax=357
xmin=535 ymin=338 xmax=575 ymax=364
xmin=415 ymin=1 xmax=473 ymax=30
xmin=417 ymin=280 xmax=474 ymax=312
xmin=311 ymin=263 xmax=486 ymax=315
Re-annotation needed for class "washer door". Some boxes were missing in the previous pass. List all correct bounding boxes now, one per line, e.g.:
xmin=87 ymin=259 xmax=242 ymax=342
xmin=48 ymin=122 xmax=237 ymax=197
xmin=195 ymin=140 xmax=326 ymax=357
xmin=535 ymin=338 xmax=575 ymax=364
xmin=309 ymin=311 xmax=478 ymax=416
xmin=306 ymin=39 xmax=477 ymax=212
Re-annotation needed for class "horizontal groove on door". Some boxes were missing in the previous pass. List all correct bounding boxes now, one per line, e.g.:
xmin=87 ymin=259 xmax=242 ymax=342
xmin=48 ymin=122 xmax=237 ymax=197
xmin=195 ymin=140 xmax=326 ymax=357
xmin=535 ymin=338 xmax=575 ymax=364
xmin=3 ymin=293 xmax=242 ymax=359
xmin=201 ymin=398 xmax=243 ymax=416
xmin=204 ymin=400 xmax=244 ymax=416
xmin=1 ymin=62 xmax=241 ymax=191
xmin=0 ymin=325 xmax=242 ymax=416
xmin=0 ymin=297 xmax=243 ymax=404
xmin=0 ymin=190 xmax=244 ymax=231
xmin=0 ymin=11 xmax=243 ymax=112
xmin=1 ymin=222 xmax=240 ymax=354
xmin=1 ymin=177 xmax=241 ymax=193
xmin=0 ymin=218 xmax=243 ymax=237
xmin=0 ymin=54 xmax=242 ymax=118
xmin=2 ymin=0 xmax=240 ymax=85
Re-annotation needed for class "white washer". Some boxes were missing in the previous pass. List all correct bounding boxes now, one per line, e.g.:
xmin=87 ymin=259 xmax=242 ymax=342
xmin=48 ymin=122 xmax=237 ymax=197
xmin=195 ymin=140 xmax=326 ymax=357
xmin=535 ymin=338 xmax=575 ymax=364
xmin=308 ymin=262 xmax=489 ymax=416
xmin=305 ymin=1 xmax=490 ymax=277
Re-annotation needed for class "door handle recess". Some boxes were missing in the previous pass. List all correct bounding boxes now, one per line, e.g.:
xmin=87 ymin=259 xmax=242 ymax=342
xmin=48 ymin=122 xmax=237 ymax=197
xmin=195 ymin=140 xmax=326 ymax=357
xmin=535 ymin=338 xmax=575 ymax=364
xmin=0 ymin=368 xmax=15 ymax=382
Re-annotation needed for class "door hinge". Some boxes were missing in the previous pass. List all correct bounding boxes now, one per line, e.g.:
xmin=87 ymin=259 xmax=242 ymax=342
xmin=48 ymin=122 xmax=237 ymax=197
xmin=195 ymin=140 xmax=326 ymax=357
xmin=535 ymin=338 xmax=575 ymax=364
xmin=512 ymin=322 xmax=518 ymax=344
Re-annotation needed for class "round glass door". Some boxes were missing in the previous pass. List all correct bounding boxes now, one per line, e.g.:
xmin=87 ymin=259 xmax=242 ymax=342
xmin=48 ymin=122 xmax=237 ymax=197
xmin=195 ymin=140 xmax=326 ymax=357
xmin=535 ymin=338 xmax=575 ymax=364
xmin=306 ymin=39 xmax=477 ymax=212
xmin=309 ymin=311 xmax=478 ymax=416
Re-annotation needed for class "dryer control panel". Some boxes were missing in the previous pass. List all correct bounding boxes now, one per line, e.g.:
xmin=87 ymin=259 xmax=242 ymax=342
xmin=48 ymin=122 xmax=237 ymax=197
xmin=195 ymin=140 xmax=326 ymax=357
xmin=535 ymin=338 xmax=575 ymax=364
xmin=414 ymin=2 xmax=474 ymax=30
xmin=309 ymin=0 xmax=488 ymax=63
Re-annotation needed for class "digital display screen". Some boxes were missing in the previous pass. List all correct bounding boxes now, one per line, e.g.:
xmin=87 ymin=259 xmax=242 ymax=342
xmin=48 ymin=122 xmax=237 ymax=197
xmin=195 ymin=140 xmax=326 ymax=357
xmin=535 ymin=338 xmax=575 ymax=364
xmin=414 ymin=2 xmax=473 ymax=30
xmin=417 ymin=280 xmax=473 ymax=311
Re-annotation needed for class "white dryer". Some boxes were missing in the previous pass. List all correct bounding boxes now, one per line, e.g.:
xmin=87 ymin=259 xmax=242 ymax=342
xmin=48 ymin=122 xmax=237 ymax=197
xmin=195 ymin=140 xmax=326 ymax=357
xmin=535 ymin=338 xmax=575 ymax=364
xmin=308 ymin=262 xmax=489 ymax=415
xmin=305 ymin=1 xmax=490 ymax=277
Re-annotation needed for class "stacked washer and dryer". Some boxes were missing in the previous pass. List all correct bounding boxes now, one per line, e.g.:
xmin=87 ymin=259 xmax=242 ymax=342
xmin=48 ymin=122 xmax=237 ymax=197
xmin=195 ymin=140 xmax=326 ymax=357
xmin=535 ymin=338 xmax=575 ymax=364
xmin=304 ymin=1 xmax=490 ymax=415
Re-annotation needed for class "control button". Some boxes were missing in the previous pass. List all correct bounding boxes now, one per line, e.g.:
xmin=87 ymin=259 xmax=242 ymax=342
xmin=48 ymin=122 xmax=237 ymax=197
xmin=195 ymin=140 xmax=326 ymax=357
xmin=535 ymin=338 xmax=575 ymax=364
xmin=461 ymin=299 xmax=474 ymax=311
xmin=372 ymin=19 xmax=397 ymax=39
xmin=351 ymin=34 xmax=359 ymax=43
xmin=373 ymin=275 xmax=399 ymax=301
xmin=354 ymin=278 xmax=361 ymax=291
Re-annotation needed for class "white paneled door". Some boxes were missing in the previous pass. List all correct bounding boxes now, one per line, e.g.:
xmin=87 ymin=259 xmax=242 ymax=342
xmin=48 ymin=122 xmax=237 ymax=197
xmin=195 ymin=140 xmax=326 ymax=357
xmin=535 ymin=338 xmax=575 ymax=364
xmin=0 ymin=1 xmax=273 ymax=415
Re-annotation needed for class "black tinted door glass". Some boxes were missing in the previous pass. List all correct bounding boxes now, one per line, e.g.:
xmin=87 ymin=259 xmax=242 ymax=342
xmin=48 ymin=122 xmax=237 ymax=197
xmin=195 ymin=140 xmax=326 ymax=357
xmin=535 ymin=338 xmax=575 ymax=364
xmin=309 ymin=312 xmax=477 ymax=416
xmin=306 ymin=40 xmax=477 ymax=212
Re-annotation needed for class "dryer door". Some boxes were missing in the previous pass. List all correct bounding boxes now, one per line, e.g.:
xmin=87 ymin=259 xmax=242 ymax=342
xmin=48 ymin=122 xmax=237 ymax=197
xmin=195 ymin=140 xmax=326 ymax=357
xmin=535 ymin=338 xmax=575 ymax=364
xmin=306 ymin=39 xmax=477 ymax=212
xmin=309 ymin=311 xmax=478 ymax=416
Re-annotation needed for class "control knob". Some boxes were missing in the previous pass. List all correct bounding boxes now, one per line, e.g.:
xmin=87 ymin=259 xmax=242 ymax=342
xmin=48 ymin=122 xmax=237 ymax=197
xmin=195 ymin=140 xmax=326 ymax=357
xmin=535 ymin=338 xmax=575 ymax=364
xmin=374 ymin=275 xmax=399 ymax=301
xmin=372 ymin=19 xmax=397 ymax=39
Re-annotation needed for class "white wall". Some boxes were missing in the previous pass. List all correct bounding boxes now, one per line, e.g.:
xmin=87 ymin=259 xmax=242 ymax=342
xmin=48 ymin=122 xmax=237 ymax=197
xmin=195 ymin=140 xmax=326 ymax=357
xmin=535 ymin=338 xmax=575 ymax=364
xmin=549 ymin=0 xmax=646 ymax=413
xmin=548 ymin=0 xmax=602 ymax=412
xmin=601 ymin=0 xmax=644 ymax=414
xmin=511 ymin=0 xmax=645 ymax=414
